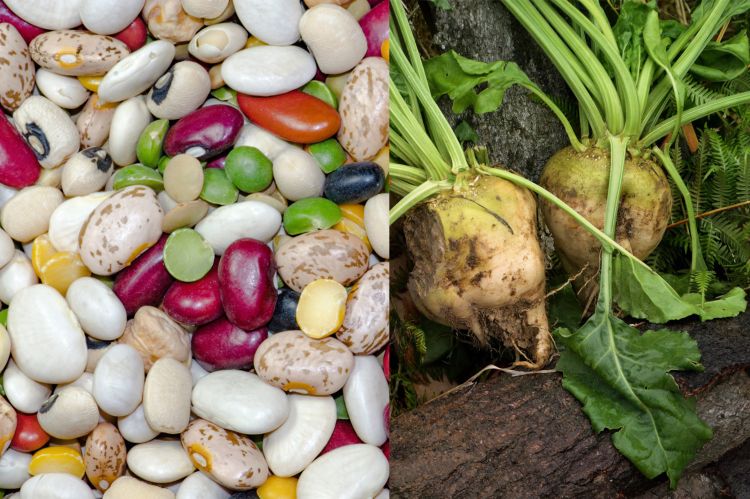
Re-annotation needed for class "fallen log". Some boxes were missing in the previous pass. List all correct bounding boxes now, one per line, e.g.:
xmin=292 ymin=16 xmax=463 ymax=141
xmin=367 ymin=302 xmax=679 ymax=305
xmin=390 ymin=313 xmax=750 ymax=498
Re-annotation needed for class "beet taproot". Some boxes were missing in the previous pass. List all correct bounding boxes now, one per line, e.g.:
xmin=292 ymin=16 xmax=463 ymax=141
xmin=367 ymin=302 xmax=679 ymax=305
xmin=403 ymin=174 xmax=551 ymax=369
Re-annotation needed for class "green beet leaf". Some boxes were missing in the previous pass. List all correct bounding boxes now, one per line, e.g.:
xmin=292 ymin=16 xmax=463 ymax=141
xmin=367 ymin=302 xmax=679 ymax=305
xmin=555 ymin=300 xmax=712 ymax=487
xmin=613 ymin=253 xmax=747 ymax=322
xmin=680 ymin=287 xmax=748 ymax=321
xmin=613 ymin=0 xmax=657 ymax=79
xmin=424 ymin=50 xmax=533 ymax=114
xmin=453 ymin=121 xmax=479 ymax=145
xmin=692 ymin=30 xmax=750 ymax=82
xmin=643 ymin=10 xmax=685 ymax=145
xmin=428 ymin=0 xmax=451 ymax=10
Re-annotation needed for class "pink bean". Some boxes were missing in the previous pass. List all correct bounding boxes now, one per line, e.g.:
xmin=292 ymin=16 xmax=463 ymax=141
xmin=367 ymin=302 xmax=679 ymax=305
xmin=321 ymin=420 xmax=363 ymax=455
xmin=360 ymin=0 xmax=388 ymax=58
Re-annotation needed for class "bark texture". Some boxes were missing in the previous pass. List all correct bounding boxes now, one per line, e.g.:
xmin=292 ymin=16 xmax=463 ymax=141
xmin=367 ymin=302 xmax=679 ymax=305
xmin=390 ymin=313 xmax=750 ymax=498
xmin=411 ymin=0 xmax=572 ymax=181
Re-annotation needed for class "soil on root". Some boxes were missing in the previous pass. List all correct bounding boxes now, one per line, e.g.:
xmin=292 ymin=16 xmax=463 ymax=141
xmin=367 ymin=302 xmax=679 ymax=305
xmin=403 ymin=189 xmax=552 ymax=369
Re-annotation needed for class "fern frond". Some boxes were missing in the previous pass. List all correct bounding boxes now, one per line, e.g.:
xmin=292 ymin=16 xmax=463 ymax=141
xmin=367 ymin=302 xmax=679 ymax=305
xmin=689 ymin=269 xmax=715 ymax=296
xmin=404 ymin=321 xmax=428 ymax=358
xmin=699 ymin=219 xmax=722 ymax=268
xmin=721 ymin=72 xmax=750 ymax=95
xmin=712 ymin=214 xmax=750 ymax=264
xmin=738 ymin=153 xmax=750 ymax=202
xmin=684 ymin=75 xmax=728 ymax=107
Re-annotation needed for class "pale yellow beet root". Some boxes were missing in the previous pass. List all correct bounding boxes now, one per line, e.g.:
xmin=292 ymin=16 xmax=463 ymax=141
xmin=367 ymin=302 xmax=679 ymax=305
xmin=404 ymin=173 xmax=552 ymax=369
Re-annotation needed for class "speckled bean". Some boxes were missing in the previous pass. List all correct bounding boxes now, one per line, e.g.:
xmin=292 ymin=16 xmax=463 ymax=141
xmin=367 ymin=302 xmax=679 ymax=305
xmin=84 ymin=422 xmax=126 ymax=493
xmin=29 ymin=31 xmax=129 ymax=76
xmin=181 ymin=418 xmax=268 ymax=490
xmin=275 ymin=229 xmax=369 ymax=293
xmin=254 ymin=330 xmax=354 ymax=395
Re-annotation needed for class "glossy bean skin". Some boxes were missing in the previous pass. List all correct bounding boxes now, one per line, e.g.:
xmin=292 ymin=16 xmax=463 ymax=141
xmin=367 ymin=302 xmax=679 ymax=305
xmin=10 ymin=412 xmax=48 ymax=453
xmin=283 ymin=198 xmax=341 ymax=236
xmin=162 ymin=262 xmax=222 ymax=326
xmin=254 ymin=330 xmax=353 ymax=396
xmin=206 ymin=155 xmax=226 ymax=169
xmin=84 ymin=422 xmax=126 ymax=493
xmin=359 ymin=0 xmax=388 ymax=57
xmin=0 ymin=1 xmax=46 ymax=43
xmin=337 ymin=57 xmax=388 ymax=161
xmin=275 ymin=230 xmax=369 ymax=293
xmin=191 ymin=317 xmax=267 ymax=371
xmin=164 ymin=105 xmax=243 ymax=160
xmin=321 ymin=419 xmax=363 ymax=455
xmin=79 ymin=186 xmax=164 ymax=276
xmin=267 ymin=288 xmax=300 ymax=332
xmin=218 ymin=238 xmax=277 ymax=331
xmin=324 ymin=162 xmax=385 ymax=205
xmin=29 ymin=31 xmax=130 ymax=77
xmin=113 ymin=234 xmax=174 ymax=316
xmin=113 ymin=17 xmax=148 ymax=51
xmin=0 ymin=114 xmax=40 ymax=188
xmin=237 ymin=90 xmax=340 ymax=144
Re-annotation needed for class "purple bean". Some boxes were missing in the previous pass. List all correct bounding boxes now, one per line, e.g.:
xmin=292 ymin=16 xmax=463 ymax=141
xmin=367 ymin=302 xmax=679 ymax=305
xmin=163 ymin=105 xmax=243 ymax=160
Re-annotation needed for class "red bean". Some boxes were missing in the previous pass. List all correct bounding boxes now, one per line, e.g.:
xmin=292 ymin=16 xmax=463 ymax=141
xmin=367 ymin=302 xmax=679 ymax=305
xmin=11 ymin=412 xmax=49 ymax=452
xmin=162 ymin=263 xmax=222 ymax=326
xmin=0 ymin=114 xmax=40 ymax=188
xmin=321 ymin=420 xmax=362 ymax=455
xmin=218 ymin=238 xmax=276 ymax=331
xmin=191 ymin=317 xmax=267 ymax=371
xmin=359 ymin=0 xmax=389 ymax=58
xmin=164 ymin=105 xmax=243 ymax=160
xmin=112 ymin=17 xmax=147 ymax=52
xmin=113 ymin=234 xmax=173 ymax=316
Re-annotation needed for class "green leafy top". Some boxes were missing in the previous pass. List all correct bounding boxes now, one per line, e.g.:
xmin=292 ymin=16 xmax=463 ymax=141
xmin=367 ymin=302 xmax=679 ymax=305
xmin=493 ymin=0 xmax=750 ymax=148
xmin=550 ymin=136 xmax=711 ymax=487
xmin=426 ymin=52 xmax=533 ymax=114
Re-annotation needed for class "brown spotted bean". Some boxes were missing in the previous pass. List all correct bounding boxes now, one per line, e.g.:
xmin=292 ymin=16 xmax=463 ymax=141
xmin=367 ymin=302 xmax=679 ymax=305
xmin=254 ymin=330 xmax=354 ymax=395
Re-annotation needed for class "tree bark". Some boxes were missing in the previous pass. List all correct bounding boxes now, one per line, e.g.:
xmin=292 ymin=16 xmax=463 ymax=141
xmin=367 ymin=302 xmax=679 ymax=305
xmin=389 ymin=313 xmax=750 ymax=498
xmin=409 ymin=0 xmax=572 ymax=182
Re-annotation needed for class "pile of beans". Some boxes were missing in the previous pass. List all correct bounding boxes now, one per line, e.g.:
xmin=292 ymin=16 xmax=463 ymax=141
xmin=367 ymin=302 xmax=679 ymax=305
xmin=0 ymin=0 xmax=389 ymax=497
